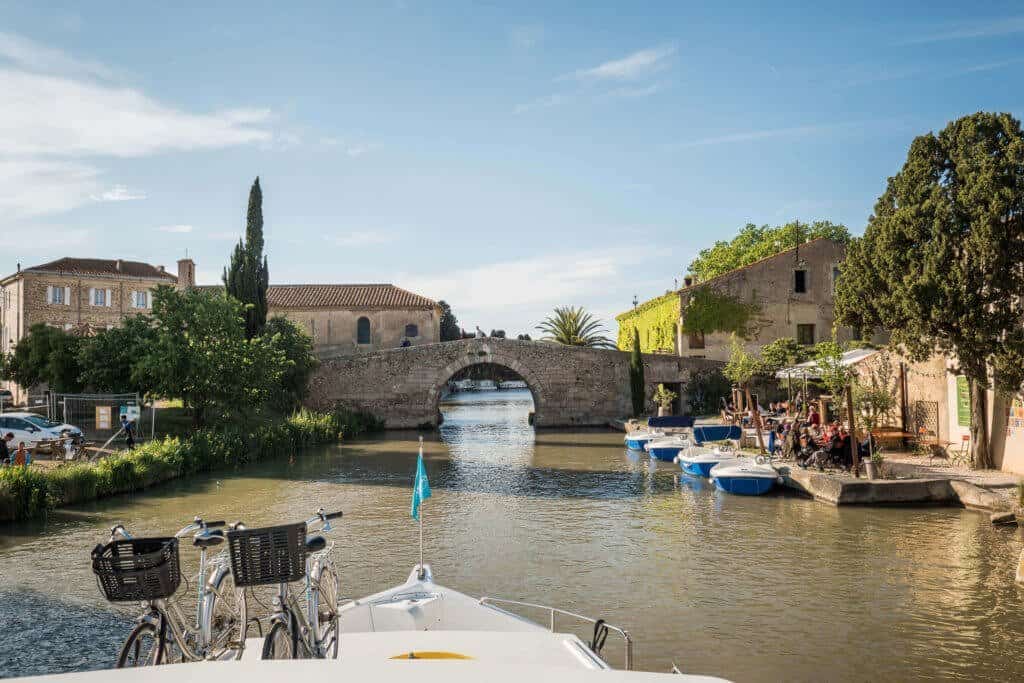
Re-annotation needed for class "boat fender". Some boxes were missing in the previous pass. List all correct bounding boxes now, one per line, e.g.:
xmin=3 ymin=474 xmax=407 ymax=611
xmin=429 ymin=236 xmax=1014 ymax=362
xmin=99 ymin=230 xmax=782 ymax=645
xmin=590 ymin=619 xmax=609 ymax=655
xmin=672 ymin=455 xmax=679 ymax=463
xmin=777 ymin=476 xmax=785 ymax=485
xmin=755 ymin=455 xmax=767 ymax=465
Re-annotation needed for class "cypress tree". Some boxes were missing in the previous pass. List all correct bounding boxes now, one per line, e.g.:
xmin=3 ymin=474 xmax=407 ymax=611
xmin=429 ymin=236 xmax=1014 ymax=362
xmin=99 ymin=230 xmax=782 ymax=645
xmin=629 ymin=327 xmax=645 ymax=417
xmin=225 ymin=177 xmax=269 ymax=338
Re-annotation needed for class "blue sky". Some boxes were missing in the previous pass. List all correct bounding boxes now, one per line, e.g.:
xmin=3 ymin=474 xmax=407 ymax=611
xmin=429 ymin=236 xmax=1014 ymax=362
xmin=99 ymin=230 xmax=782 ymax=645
xmin=1 ymin=1 xmax=1022 ymax=336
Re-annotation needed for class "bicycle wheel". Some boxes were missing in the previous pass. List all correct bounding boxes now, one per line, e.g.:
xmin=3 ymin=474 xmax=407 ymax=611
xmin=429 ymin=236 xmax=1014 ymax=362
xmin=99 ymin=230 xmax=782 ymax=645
xmin=117 ymin=622 xmax=164 ymax=668
xmin=316 ymin=566 xmax=340 ymax=658
xmin=207 ymin=569 xmax=248 ymax=658
xmin=261 ymin=620 xmax=296 ymax=660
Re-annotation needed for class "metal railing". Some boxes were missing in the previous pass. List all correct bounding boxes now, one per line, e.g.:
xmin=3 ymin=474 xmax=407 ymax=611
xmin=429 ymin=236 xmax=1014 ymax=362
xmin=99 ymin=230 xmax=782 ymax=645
xmin=478 ymin=596 xmax=633 ymax=670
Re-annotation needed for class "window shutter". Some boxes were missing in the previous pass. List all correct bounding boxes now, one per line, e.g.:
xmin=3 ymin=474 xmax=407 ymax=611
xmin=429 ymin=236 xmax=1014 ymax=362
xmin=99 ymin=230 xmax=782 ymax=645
xmin=106 ymin=289 xmax=112 ymax=307
xmin=64 ymin=287 xmax=71 ymax=306
xmin=130 ymin=291 xmax=137 ymax=309
xmin=89 ymin=288 xmax=95 ymax=305
xmin=46 ymin=286 xmax=53 ymax=303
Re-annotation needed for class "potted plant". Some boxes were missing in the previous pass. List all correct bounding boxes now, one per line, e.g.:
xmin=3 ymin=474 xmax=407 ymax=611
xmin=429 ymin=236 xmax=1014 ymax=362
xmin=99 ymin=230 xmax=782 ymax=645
xmin=652 ymin=384 xmax=678 ymax=417
xmin=865 ymin=450 xmax=884 ymax=480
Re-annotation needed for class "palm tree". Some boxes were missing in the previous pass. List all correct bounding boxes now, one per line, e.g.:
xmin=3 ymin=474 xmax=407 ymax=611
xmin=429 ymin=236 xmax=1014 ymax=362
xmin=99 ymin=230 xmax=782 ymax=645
xmin=536 ymin=306 xmax=615 ymax=348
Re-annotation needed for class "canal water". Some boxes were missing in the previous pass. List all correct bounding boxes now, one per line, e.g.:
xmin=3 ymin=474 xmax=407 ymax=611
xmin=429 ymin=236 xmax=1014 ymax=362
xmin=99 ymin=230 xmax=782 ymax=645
xmin=1 ymin=388 xmax=1023 ymax=681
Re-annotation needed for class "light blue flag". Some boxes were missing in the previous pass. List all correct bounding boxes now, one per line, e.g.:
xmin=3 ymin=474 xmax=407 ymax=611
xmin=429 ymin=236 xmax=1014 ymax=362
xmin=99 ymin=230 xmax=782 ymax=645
xmin=411 ymin=448 xmax=432 ymax=521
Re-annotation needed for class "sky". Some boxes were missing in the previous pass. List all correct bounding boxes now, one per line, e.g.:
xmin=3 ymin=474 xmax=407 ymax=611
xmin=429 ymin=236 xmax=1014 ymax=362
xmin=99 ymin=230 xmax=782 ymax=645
xmin=1 ymin=1 xmax=1022 ymax=337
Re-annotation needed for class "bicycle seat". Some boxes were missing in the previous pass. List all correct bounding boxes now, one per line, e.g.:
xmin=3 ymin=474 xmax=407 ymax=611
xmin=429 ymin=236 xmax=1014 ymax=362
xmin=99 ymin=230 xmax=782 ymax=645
xmin=305 ymin=535 xmax=326 ymax=553
xmin=193 ymin=529 xmax=225 ymax=548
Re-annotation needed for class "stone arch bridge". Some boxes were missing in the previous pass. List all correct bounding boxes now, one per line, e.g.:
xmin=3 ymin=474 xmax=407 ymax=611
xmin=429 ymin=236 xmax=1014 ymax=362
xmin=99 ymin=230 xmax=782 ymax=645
xmin=305 ymin=338 xmax=722 ymax=428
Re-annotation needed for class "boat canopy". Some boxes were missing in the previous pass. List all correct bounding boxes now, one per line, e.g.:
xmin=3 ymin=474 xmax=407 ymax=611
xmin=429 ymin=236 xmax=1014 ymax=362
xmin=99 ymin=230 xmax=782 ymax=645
xmin=774 ymin=348 xmax=879 ymax=380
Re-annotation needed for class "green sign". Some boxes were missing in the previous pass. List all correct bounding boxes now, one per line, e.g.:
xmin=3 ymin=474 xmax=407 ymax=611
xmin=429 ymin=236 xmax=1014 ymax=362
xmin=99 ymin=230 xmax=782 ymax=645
xmin=956 ymin=376 xmax=971 ymax=427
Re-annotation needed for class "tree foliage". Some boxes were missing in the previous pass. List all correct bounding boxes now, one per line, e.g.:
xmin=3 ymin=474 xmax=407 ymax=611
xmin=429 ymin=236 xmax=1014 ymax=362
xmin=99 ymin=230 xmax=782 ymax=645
xmin=438 ymin=300 xmax=461 ymax=342
xmin=224 ymin=177 xmax=270 ymax=338
xmin=687 ymin=220 xmax=851 ymax=282
xmin=813 ymin=338 xmax=854 ymax=399
xmin=262 ymin=316 xmax=318 ymax=412
xmin=835 ymin=112 xmax=1024 ymax=468
xmin=723 ymin=335 xmax=760 ymax=387
xmin=536 ymin=306 xmax=615 ymax=348
xmin=758 ymin=337 xmax=810 ymax=377
xmin=133 ymin=286 xmax=286 ymax=426
xmin=853 ymin=351 xmax=898 ymax=433
xmin=2 ymin=324 xmax=84 ymax=392
xmin=77 ymin=316 xmax=158 ymax=394
xmin=616 ymin=293 xmax=679 ymax=352
xmin=629 ymin=326 xmax=644 ymax=417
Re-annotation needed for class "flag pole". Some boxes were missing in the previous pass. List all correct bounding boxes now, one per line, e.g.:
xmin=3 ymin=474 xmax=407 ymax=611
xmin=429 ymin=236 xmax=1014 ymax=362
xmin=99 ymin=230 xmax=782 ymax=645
xmin=418 ymin=436 xmax=424 ymax=579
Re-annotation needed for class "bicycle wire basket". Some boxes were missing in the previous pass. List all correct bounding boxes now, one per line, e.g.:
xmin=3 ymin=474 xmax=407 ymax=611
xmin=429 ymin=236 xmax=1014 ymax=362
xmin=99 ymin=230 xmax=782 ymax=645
xmin=226 ymin=522 xmax=307 ymax=587
xmin=92 ymin=537 xmax=180 ymax=602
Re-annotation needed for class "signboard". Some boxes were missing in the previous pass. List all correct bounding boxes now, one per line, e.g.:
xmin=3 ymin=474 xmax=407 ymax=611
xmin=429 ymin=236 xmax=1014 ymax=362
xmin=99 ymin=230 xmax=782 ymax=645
xmin=120 ymin=405 xmax=141 ymax=422
xmin=956 ymin=376 xmax=971 ymax=427
xmin=96 ymin=406 xmax=112 ymax=430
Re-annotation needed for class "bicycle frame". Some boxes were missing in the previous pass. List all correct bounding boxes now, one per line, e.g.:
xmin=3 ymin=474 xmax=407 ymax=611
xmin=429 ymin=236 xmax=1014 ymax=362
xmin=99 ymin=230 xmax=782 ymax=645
xmin=268 ymin=547 xmax=335 ymax=658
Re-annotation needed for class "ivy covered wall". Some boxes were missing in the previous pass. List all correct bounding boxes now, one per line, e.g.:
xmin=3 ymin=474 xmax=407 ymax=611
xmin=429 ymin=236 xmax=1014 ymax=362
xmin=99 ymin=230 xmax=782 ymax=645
xmin=616 ymin=293 xmax=680 ymax=352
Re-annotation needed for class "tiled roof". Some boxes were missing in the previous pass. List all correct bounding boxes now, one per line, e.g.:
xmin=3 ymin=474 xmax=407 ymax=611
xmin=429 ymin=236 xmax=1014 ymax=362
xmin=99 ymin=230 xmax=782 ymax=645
xmin=199 ymin=283 xmax=438 ymax=310
xmin=23 ymin=257 xmax=177 ymax=281
xmin=267 ymin=284 xmax=437 ymax=309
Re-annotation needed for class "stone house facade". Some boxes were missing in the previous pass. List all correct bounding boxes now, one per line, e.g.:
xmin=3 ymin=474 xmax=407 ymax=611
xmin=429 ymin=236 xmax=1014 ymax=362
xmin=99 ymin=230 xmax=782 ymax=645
xmin=673 ymin=238 xmax=885 ymax=361
xmin=263 ymin=284 xmax=440 ymax=356
xmin=0 ymin=257 xmax=186 ymax=401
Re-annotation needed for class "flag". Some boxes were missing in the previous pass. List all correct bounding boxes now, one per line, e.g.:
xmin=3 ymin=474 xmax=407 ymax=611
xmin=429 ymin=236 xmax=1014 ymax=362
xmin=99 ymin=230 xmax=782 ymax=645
xmin=411 ymin=448 xmax=432 ymax=521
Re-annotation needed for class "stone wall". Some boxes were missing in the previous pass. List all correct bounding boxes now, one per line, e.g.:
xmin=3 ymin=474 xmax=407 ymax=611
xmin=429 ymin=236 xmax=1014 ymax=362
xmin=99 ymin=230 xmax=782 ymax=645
xmin=273 ymin=306 xmax=440 ymax=356
xmin=306 ymin=338 xmax=722 ymax=428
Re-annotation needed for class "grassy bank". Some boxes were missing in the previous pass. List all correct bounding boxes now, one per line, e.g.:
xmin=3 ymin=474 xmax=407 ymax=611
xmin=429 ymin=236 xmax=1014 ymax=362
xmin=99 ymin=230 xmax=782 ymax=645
xmin=0 ymin=408 xmax=382 ymax=522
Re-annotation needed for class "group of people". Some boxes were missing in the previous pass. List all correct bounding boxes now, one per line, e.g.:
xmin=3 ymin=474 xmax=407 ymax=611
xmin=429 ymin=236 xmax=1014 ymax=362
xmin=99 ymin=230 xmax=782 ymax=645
xmin=0 ymin=432 xmax=31 ymax=467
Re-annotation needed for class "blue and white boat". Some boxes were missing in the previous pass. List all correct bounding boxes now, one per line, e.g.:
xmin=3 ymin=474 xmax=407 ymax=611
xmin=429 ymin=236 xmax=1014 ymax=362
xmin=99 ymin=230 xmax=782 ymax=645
xmin=709 ymin=457 xmax=781 ymax=496
xmin=644 ymin=435 xmax=691 ymax=461
xmin=624 ymin=429 xmax=665 ymax=451
xmin=675 ymin=446 xmax=738 ymax=478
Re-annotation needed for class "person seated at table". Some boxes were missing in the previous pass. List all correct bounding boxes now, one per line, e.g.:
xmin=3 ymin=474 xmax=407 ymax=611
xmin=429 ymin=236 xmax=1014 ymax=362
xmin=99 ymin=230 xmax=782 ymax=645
xmin=797 ymin=433 xmax=821 ymax=468
xmin=857 ymin=433 xmax=878 ymax=459
xmin=11 ymin=441 xmax=30 ymax=467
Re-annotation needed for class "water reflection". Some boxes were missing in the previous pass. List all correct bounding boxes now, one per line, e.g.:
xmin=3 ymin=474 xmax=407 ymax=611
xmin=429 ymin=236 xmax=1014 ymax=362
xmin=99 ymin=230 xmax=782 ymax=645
xmin=0 ymin=388 xmax=1021 ymax=681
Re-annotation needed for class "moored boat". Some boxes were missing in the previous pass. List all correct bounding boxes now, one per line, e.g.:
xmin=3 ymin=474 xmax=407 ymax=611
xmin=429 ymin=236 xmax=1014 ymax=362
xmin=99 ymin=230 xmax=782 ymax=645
xmin=624 ymin=429 xmax=665 ymax=451
xmin=674 ymin=446 xmax=738 ymax=478
xmin=709 ymin=457 xmax=781 ymax=495
xmin=644 ymin=435 xmax=691 ymax=461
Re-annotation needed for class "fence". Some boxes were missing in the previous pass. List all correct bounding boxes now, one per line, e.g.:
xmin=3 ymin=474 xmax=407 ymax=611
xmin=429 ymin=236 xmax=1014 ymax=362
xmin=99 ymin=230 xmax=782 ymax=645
xmin=49 ymin=393 xmax=155 ymax=442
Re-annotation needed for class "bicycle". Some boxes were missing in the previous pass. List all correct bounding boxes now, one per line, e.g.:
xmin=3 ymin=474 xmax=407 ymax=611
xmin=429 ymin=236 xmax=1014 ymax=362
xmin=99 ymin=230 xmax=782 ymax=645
xmin=227 ymin=508 xmax=342 ymax=660
xmin=92 ymin=516 xmax=248 ymax=667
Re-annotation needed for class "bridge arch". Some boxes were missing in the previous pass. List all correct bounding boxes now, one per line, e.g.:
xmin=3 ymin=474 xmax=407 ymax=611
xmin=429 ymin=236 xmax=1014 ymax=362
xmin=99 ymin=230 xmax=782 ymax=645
xmin=426 ymin=351 xmax=546 ymax=425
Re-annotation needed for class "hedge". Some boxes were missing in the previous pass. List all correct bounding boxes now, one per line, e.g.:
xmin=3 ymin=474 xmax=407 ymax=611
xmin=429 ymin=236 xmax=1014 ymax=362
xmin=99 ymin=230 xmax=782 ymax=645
xmin=0 ymin=408 xmax=382 ymax=522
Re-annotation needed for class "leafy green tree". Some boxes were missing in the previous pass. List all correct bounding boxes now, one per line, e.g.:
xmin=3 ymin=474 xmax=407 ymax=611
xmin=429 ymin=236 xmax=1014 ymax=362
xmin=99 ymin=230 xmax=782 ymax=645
xmin=687 ymin=220 xmax=851 ymax=282
xmin=812 ymin=338 xmax=853 ymax=401
xmin=77 ymin=316 xmax=157 ymax=394
xmin=262 ymin=316 xmax=318 ymax=412
xmin=536 ymin=306 xmax=615 ymax=348
xmin=224 ymin=177 xmax=270 ymax=338
xmin=835 ymin=112 xmax=1024 ymax=469
xmin=134 ymin=286 xmax=286 ymax=426
xmin=438 ymin=300 xmax=461 ymax=342
xmin=629 ymin=327 xmax=645 ymax=416
xmin=723 ymin=335 xmax=765 ymax=452
xmin=758 ymin=337 xmax=810 ymax=377
xmin=2 ymin=324 xmax=84 ymax=392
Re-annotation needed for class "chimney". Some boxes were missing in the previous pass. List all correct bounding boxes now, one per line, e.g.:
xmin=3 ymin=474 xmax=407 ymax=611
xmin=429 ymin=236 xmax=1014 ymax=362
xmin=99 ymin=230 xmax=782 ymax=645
xmin=683 ymin=275 xmax=693 ymax=287
xmin=177 ymin=258 xmax=195 ymax=289
xmin=115 ymin=259 xmax=123 ymax=272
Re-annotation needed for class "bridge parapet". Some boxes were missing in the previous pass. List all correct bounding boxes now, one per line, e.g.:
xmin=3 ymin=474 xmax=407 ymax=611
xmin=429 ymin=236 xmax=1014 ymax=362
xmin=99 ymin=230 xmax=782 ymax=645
xmin=306 ymin=338 xmax=722 ymax=428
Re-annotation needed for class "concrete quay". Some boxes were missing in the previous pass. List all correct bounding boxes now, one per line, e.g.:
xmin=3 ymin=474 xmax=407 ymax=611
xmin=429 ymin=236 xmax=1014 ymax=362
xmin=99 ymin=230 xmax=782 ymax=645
xmin=782 ymin=468 xmax=1012 ymax=513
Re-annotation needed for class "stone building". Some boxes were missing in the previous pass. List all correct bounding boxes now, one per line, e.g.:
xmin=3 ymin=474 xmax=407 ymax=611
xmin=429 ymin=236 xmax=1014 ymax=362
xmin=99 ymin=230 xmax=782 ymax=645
xmin=0 ymin=256 xmax=186 ymax=400
xmin=262 ymin=284 xmax=440 ymax=356
xmin=618 ymin=238 xmax=886 ymax=362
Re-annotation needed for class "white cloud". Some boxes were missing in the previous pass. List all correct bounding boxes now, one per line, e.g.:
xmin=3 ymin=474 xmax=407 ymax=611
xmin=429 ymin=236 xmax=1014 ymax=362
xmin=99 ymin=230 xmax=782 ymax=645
xmin=0 ymin=226 xmax=91 ymax=251
xmin=0 ymin=30 xmax=114 ymax=79
xmin=157 ymin=224 xmax=193 ymax=233
xmin=900 ymin=16 xmax=1024 ymax=45
xmin=319 ymin=137 xmax=369 ymax=157
xmin=670 ymin=122 xmax=851 ymax=148
xmin=566 ymin=45 xmax=676 ymax=81
xmin=0 ymin=68 xmax=272 ymax=157
xmin=331 ymin=231 xmax=392 ymax=247
xmin=92 ymin=183 xmax=146 ymax=201
xmin=0 ymin=158 xmax=101 ymax=216
xmin=604 ymin=82 xmax=664 ymax=99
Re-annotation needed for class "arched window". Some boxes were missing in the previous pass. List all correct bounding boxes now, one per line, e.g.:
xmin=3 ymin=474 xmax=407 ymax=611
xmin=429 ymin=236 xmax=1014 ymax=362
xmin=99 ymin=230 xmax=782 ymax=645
xmin=404 ymin=323 xmax=419 ymax=338
xmin=357 ymin=316 xmax=371 ymax=344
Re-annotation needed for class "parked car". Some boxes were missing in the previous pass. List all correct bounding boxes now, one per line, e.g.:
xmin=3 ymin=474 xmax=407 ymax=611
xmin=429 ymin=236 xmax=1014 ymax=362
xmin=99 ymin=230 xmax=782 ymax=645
xmin=0 ymin=412 xmax=84 ymax=449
